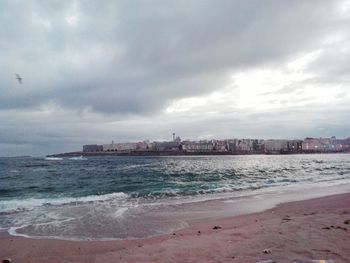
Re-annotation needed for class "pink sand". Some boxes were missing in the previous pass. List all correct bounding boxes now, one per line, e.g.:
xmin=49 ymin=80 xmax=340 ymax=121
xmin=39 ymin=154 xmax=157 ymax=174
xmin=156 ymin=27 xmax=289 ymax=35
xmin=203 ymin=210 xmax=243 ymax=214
xmin=1 ymin=193 xmax=350 ymax=262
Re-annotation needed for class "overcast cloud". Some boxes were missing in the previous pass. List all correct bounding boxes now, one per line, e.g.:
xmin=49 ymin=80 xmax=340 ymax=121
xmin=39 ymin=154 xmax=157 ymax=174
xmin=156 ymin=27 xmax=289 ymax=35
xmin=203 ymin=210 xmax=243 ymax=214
xmin=0 ymin=0 xmax=350 ymax=156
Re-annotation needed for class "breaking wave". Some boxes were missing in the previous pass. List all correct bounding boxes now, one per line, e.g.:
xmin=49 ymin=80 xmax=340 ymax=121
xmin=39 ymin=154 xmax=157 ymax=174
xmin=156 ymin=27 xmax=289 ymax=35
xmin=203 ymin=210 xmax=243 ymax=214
xmin=45 ymin=157 xmax=63 ymax=161
xmin=0 ymin=192 xmax=128 ymax=213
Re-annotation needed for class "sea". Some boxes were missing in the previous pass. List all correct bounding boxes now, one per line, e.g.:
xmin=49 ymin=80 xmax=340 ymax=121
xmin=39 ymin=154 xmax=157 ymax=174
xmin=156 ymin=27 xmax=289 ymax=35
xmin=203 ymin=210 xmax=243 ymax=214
xmin=0 ymin=154 xmax=349 ymax=240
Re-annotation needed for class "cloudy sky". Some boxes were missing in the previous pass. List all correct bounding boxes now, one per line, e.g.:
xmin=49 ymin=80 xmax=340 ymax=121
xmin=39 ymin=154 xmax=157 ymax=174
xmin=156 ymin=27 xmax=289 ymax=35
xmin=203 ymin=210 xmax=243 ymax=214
xmin=1 ymin=0 xmax=350 ymax=156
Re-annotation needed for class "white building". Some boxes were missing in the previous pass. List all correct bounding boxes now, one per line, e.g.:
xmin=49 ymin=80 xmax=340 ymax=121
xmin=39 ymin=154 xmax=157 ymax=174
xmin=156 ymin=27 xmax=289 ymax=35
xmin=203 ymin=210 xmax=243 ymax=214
xmin=102 ymin=141 xmax=138 ymax=151
xmin=181 ymin=141 xmax=214 ymax=152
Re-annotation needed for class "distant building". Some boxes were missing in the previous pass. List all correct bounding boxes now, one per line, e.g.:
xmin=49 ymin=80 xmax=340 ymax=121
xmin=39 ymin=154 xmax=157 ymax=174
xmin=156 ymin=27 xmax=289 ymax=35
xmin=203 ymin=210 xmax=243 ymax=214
xmin=103 ymin=141 xmax=117 ymax=151
xmin=287 ymin=140 xmax=303 ymax=153
xmin=264 ymin=140 xmax=289 ymax=154
xmin=213 ymin=140 xmax=228 ymax=152
xmin=302 ymin=138 xmax=320 ymax=152
xmin=181 ymin=140 xmax=214 ymax=152
xmin=152 ymin=141 xmax=181 ymax=151
xmin=83 ymin=144 xmax=103 ymax=152
xmin=331 ymin=137 xmax=350 ymax=152
xmin=319 ymin=138 xmax=332 ymax=152
xmin=136 ymin=141 xmax=151 ymax=150
xmin=101 ymin=141 xmax=142 ymax=152
xmin=252 ymin=139 xmax=265 ymax=153
xmin=115 ymin=142 xmax=138 ymax=151
xmin=302 ymin=137 xmax=333 ymax=153
xmin=226 ymin=139 xmax=237 ymax=153
xmin=236 ymin=139 xmax=254 ymax=153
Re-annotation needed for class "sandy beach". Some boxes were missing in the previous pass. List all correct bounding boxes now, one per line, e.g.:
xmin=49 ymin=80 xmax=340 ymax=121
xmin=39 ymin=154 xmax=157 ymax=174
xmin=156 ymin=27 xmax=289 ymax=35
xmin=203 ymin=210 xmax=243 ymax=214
xmin=1 ymin=193 xmax=349 ymax=263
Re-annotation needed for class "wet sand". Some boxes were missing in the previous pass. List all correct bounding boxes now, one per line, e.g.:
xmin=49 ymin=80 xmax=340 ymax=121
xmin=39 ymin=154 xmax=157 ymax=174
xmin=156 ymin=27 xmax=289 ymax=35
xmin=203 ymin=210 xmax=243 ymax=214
xmin=1 ymin=193 xmax=350 ymax=263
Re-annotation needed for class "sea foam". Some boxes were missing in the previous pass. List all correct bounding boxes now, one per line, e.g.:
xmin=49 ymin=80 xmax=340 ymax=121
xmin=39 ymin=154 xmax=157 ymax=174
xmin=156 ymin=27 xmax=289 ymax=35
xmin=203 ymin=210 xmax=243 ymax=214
xmin=45 ymin=157 xmax=63 ymax=161
xmin=0 ymin=192 xmax=128 ymax=213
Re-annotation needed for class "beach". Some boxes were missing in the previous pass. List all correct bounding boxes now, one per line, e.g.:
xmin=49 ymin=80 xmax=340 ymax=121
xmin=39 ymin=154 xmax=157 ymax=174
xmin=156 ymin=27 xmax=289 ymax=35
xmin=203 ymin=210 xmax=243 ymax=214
xmin=2 ymin=0 xmax=350 ymax=261
xmin=1 ymin=192 xmax=350 ymax=263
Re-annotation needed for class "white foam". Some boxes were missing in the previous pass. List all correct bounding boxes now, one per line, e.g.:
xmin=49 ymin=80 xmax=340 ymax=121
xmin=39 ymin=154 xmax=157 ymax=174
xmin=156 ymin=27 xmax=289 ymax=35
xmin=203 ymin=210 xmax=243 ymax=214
xmin=69 ymin=156 xmax=87 ymax=161
xmin=0 ymin=192 xmax=128 ymax=213
xmin=8 ymin=226 xmax=31 ymax=238
xmin=45 ymin=157 xmax=63 ymax=161
xmin=114 ymin=207 xmax=128 ymax=218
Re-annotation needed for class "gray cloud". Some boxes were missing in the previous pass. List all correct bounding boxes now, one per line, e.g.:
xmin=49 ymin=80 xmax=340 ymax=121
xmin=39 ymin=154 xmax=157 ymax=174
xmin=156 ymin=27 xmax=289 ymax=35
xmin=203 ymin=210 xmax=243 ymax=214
xmin=1 ymin=0 xmax=345 ymax=112
xmin=0 ymin=0 xmax=350 ymax=155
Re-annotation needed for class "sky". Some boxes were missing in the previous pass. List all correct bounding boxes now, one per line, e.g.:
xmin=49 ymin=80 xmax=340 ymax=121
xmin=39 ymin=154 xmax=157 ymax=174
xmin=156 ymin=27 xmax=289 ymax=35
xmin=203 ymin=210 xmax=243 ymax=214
xmin=1 ymin=0 xmax=350 ymax=156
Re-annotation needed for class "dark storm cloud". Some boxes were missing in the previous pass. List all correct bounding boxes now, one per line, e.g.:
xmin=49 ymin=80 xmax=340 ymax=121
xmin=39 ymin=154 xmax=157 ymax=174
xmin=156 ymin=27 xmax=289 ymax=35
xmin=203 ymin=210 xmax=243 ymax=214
xmin=0 ymin=0 xmax=345 ymax=113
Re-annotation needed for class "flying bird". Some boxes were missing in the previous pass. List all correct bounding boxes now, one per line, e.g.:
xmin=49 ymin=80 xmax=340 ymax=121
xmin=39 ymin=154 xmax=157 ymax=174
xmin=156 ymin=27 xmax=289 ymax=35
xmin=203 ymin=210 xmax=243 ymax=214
xmin=15 ymin=74 xmax=23 ymax=84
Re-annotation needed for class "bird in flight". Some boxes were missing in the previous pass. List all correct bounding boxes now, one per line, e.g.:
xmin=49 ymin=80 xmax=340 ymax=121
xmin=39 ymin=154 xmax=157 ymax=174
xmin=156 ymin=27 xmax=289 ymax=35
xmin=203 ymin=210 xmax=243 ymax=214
xmin=15 ymin=74 xmax=23 ymax=84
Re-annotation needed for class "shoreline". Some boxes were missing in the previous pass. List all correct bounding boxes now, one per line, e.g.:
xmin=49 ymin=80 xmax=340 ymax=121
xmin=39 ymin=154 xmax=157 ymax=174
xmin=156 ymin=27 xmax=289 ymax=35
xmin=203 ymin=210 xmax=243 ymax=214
xmin=4 ymin=181 xmax=350 ymax=241
xmin=47 ymin=151 xmax=350 ymax=157
xmin=1 ymin=192 xmax=350 ymax=262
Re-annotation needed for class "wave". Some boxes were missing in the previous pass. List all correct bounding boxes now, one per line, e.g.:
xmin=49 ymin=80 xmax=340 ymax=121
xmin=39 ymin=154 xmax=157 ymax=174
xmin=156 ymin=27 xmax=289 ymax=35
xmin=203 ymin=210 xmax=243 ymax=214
xmin=0 ymin=192 xmax=128 ymax=213
xmin=45 ymin=157 xmax=63 ymax=161
xmin=24 ymin=163 xmax=50 ymax=167
xmin=130 ymin=184 xmax=265 ymax=200
xmin=69 ymin=156 xmax=87 ymax=161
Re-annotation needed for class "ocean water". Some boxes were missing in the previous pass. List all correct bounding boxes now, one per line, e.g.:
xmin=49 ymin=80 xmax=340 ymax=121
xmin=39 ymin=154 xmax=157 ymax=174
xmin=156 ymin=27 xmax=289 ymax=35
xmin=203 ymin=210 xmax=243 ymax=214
xmin=0 ymin=154 xmax=349 ymax=240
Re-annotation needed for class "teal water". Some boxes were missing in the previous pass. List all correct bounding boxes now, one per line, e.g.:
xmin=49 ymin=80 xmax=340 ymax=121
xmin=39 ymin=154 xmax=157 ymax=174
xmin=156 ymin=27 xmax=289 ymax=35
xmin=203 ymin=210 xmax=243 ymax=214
xmin=0 ymin=154 xmax=349 ymax=239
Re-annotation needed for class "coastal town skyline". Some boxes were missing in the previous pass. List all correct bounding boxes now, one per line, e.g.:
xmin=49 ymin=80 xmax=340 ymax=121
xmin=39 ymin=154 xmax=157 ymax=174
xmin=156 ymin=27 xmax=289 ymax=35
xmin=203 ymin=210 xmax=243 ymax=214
xmin=72 ymin=134 xmax=350 ymax=156
xmin=4 ymin=131 xmax=350 ymax=157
